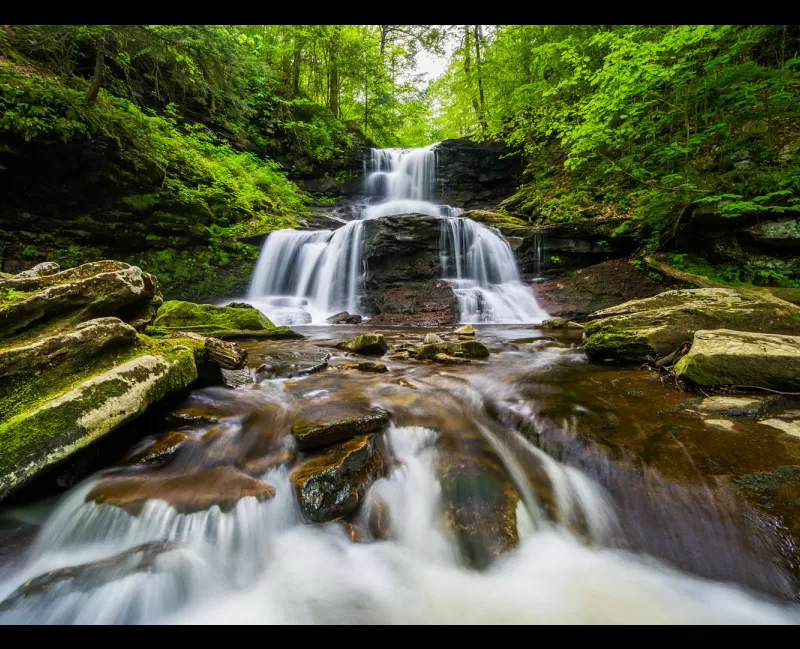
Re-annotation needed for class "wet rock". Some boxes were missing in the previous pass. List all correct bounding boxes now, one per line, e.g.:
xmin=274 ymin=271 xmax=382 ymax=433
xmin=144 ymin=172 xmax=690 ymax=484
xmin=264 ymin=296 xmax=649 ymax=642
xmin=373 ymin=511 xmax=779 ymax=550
xmin=124 ymin=431 xmax=193 ymax=467
xmin=434 ymin=353 xmax=470 ymax=364
xmin=366 ymin=496 xmax=392 ymax=540
xmin=0 ymin=541 xmax=181 ymax=612
xmin=417 ymin=340 xmax=491 ymax=360
xmin=336 ymin=333 xmax=389 ymax=355
xmin=584 ymin=288 xmax=800 ymax=362
xmin=0 ymin=519 xmax=38 ymax=580
xmin=757 ymin=419 xmax=800 ymax=438
xmin=698 ymin=396 xmax=769 ymax=419
xmin=13 ymin=261 xmax=60 ymax=280
xmin=255 ymin=351 xmax=330 ymax=379
xmin=397 ymin=379 xmax=417 ymax=390
xmin=220 ymin=368 xmax=254 ymax=389
xmin=0 ymin=349 xmax=199 ymax=501
xmin=424 ymin=333 xmax=446 ymax=344
xmin=454 ymin=324 xmax=475 ymax=336
xmin=675 ymin=329 xmax=800 ymax=390
xmin=290 ymin=434 xmax=388 ymax=522
xmin=292 ymin=402 xmax=390 ymax=451
xmin=538 ymin=317 xmax=583 ymax=330
xmin=166 ymin=406 xmax=220 ymax=428
xmin=86 ymin=466 xmax=276 ymax=515
xmin=388 ymin=351 xmax=411 ymax=360
xmin=147 ymin=300 xmax=302 ymax=340
xmin=344 ymin=361 xmax=388 ymax=373
xmin=326 ymin=311 xmax=363 ymax=324
xmin=455 ymin=211 xmax=533 ymax=237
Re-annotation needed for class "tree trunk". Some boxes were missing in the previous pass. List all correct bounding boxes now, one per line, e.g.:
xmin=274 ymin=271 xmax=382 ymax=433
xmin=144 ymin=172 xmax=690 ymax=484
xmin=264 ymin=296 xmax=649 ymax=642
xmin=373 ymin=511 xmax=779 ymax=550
xmin=380 ymin=25 xmax=388 ymax=56
xmin=291 ymin=47 xmax=301 ymax=96
xmin=474 ymin=25 xmax=487 ymax=132
xmin=463 ymin=26 xmax=481 ymax=126
xmin=85 ymin=38 xmax=105 ymax=103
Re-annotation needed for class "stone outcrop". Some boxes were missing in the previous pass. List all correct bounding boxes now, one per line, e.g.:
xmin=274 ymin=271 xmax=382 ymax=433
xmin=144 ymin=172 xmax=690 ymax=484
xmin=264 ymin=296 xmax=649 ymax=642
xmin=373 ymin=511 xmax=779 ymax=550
xmin=434 ymin=139 xmax=522 ymax=210
xmin=583 ymin=288 xmax=800 ymax=362
xmin=675 ymin=329 xmax=800 ymax=390
xmin=147 ymin=300 xmax=301 ymax=340
xmin=290 ymin=434 xmax=389 ymax=522
xmin=362 ymin=214 xmax=458 ymax=326
xmin=0 ymin=260 xmax=253 ymax=502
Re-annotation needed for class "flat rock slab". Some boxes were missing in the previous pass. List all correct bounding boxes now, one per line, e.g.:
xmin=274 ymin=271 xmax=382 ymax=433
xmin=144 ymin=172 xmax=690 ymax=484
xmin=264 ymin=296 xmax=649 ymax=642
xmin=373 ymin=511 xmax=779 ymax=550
xmin=86 ymin=466 xmax=275 ymax=515
xmin=292 ymin=402 xmax=390 ymax=450
xmin=584 ymin=288 xmax=800 ymax=362
xmin=698 ymin=396 xmax=769 ymax=419
xmin=675 ymin=329 xmax=800 ymax=390
xmin=256 ymin=351 xmax=330 ymax=379
xmin=343 ymin=362 xmax=388 ymax=373
xmin=290 ymin=434 xmax=388 ymax=522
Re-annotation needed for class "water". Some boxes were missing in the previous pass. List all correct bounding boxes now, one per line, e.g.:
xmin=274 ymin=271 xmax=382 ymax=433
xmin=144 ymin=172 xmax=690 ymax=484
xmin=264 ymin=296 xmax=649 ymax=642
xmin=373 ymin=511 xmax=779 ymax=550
xmin=2 ymin=325 xmax=800 ymax=623
xmin=244 ymin=145 xmax=546 ymax=325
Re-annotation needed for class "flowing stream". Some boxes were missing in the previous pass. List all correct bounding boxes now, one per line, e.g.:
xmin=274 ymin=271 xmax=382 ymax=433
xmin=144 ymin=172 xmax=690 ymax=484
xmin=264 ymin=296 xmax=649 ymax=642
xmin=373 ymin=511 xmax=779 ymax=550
xmin=1 ymin=325 xmax=799 ymax=624
xmin=245 ymin=145 xmax=546 ymax=325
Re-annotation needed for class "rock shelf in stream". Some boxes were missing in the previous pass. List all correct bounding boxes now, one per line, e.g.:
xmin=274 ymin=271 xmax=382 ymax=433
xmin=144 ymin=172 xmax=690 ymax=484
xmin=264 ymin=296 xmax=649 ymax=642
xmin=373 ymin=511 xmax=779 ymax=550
xmin=291 ymin=402 xmax=390 ymax=451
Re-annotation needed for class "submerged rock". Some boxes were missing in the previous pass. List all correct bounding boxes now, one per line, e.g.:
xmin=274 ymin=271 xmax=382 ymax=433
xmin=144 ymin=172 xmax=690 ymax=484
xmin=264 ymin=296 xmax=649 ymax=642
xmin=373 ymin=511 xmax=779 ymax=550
xmin=388 ymin=351 xmax=411 ymax=360
xmin=336 ymin=333 xmax=389 ymax=355
xmin=124 ymin=431 xmax=193 ymax=467
xmin=147 ymin=300 xmax=301 ymax=340
xmin=326 ymin=311 xmax=363 ymax=324
xmin=0 ymin=541 xmax=181 ymax=612
xmin=698 ymin=396 xmax=769 ymax=419
xmin=675 ymin=329 xmax=800 ymax=390
xmin=292 ymin=402 xmax=390 ymax=451
xmin=290 ymin=434 xmax=388 ymax=522
xmin=583 ymin=288 xmax=800 ymax=362
xmin=343 ymin=361 xmax=388 ymax=373
xmin=86 ymin=466 xmax=276 ymax=515
xmin=255 ymin=351 xmax=329 ymax=380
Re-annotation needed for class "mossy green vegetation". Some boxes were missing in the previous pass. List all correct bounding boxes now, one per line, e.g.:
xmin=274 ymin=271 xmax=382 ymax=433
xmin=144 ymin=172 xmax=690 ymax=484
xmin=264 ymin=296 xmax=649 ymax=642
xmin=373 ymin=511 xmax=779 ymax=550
xmin=147 ymin=300 xmax=302 ymax=340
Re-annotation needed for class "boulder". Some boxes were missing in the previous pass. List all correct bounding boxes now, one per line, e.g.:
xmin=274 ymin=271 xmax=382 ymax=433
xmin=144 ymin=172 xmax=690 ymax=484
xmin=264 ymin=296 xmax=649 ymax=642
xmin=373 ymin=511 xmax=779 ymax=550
xmin=291 ymin=402 xmax=390 ymax=450
xmin=336 ymin=333 xmax=389 ymax=355
xmin=417 ymin=340 xmax=491 ymax=360
xmin=220 ymin=368 xmax=254 ymax=389
xmin=454 ymin=324 xmax=475 ymax=336
xmin=583 ymin=288 xmax=800 ymax=362
xmin=697 ymin=396 xmax=770 ymax=419
xmin=387 ymin=351 xmax=411 ymax=360
xmin=290 ymin=434 xmax=389 ymax=522
xmin=343 ymin=361 xmax=388 ymax=373
xmin=538 ymin=317 xmax=583 ymax=330
xmin=326 ymin=311 xmax=363 ymax=324
xmin=424 ymin=333 xmax=446 ymax=344
xmin=147 ymin=300 xmax=302 ymax=340
xmin=86 ymin=466 xmax=275 ymax=515
xmin=675 ymin=329 xmax=800 ymax=390
xmin=164 ymin=330 xmax=247 ymax=370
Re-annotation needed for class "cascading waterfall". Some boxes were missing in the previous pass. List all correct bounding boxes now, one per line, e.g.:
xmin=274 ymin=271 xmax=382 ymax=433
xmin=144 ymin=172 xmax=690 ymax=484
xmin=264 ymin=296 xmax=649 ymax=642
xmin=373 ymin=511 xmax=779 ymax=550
xmin=245 ymin=143 xmax=545 ymax=324
xmin=440 ymin=218 xmax=549 ymax=323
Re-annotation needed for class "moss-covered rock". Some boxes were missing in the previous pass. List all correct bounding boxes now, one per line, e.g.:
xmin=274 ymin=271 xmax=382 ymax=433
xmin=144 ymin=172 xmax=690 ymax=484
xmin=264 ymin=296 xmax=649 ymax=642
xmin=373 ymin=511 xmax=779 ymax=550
xmin=335 ymin=333 xmax=389 ymax=355
xmin=417 ymin=340 xmax=491 ymax=360
xmin=454 ymin=324 xmax=475 ymax=336
xmin=343 ymin=361 xmax=388 ymax=373
xmin=290 ymin=433 xmax=389 ymax=522
xmin=291 ymin=402 xmax=390 ymax=450
xmin=583 ymin=288 xmax=800 ymax=362
xmin=0 ymin=348 xmax=199 ymax=500
xmin=147 ymin=300 xmax=301 ymax=340
xmin=675 ymin=329 xmax=800 ymax=390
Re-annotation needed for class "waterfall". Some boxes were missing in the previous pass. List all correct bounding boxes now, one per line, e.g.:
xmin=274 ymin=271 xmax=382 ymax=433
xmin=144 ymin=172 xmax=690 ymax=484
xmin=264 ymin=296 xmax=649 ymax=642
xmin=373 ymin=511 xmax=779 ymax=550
xmin=440 ymin=218 xmax=549 ymax=324
xmin=245 ymin=144 xmax=546 ymax=325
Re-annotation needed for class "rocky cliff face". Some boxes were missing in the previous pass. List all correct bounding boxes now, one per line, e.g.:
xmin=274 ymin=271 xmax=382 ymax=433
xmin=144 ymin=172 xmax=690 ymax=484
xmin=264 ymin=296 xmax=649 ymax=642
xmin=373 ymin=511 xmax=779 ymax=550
xmin=434 ymin=139 xmax=523 ymax=210
xmin=362 ymin=215 xmax=458 ymax=326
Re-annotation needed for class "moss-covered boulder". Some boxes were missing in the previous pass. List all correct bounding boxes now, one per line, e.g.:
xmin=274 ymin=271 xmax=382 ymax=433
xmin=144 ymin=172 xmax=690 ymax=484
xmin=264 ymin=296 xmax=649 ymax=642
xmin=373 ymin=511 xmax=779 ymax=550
xmin=675 ymin=329 xmax=800 ymax=390
xmin=343 ymin=361 xmax=388 ymax=373
xmin=335 ymin=333 xmax=389 ymax=355
xmin=147 ymin=300 xmax=301 ymax=340
xmin=86 ymin=466 xmax=276 ymax=515
xmin=583 ymin=288 xmax=800 ymax=362
xmin=290 ymin=434 xmax=389 ymax=522
xmin=417 ymin=340 xmax=491 ymax=360
xmin=292 ymin=402 xmax=390 ymax=450
xmin=454 ymin=324 xmax=475 ymax=336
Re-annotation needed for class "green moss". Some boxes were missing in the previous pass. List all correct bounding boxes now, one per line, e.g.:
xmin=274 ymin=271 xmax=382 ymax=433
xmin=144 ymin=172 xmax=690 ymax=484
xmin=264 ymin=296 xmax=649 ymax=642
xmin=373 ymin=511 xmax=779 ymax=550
xmin=732 ymin=466 xmax=800 ymax=495
xmin=583 ymin=322 xmax=654 ymax=361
